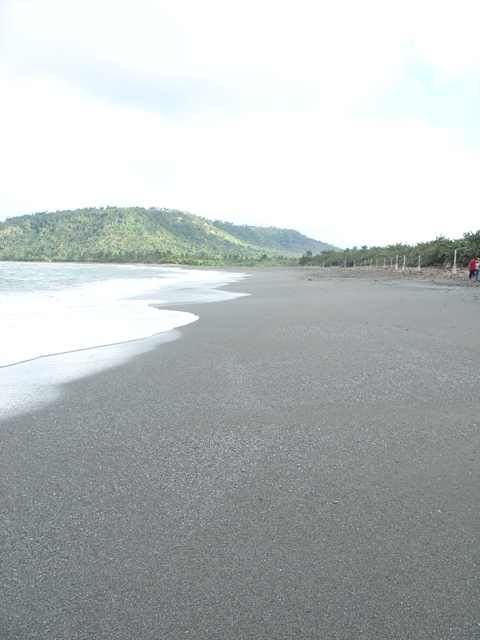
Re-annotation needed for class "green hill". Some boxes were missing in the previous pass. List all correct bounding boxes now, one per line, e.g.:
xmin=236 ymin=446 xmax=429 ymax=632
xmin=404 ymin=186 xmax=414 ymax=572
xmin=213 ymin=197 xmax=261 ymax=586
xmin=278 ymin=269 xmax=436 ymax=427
xmin=212 ymin=220 xmax=334 ymax=254
xmin=0 ymin=207 xmax=337 ymax=265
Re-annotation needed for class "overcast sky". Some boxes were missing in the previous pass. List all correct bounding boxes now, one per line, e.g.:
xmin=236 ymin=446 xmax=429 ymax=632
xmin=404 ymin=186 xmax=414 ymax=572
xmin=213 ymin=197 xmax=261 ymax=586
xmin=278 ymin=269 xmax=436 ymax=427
xmin=1 ymin=0 xmax=479 ymax=248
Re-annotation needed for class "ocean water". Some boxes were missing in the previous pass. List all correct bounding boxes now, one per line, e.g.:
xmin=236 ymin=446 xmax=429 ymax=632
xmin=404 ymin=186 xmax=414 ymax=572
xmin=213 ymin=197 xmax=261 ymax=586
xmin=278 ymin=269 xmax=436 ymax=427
xmin=0 ymin=262 xmax=247 ymax=417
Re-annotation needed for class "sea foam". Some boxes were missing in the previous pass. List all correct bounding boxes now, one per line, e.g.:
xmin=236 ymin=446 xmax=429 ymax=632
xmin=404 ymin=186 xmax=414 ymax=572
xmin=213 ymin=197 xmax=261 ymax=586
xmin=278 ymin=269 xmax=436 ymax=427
xmin=0 ymin=263 xmax=247 ymax=417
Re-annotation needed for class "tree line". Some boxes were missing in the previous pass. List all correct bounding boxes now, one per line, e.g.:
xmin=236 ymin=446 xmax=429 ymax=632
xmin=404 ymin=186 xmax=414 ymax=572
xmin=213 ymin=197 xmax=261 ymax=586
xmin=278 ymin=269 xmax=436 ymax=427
xmin=299 ymin=231 xmax=480 ymax=268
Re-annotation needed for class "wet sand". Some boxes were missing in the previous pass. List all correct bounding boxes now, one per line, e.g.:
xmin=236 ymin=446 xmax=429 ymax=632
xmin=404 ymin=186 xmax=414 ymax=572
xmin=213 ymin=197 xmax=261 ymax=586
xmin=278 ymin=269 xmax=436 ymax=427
xmin=1 ymin=267 xmax=479 ymax=639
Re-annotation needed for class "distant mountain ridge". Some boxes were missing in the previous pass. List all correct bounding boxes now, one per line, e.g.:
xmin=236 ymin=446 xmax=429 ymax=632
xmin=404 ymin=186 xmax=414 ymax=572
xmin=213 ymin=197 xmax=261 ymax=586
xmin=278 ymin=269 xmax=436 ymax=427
xmin=0 ymin=206 xmax=337 ymax=264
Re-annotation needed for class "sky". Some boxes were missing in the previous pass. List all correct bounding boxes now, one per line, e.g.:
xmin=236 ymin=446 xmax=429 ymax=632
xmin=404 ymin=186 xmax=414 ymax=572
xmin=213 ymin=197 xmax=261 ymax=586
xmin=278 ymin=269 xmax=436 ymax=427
xmin=0 ymin=0 xmax=479 ymax=248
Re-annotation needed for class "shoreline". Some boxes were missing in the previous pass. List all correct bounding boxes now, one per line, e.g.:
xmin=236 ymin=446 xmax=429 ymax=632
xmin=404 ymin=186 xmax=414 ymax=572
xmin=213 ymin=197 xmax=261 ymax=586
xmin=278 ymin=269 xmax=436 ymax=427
xmin=0 ymin=265 xmax=250 ymax=417
xmin=1 ymin=267 xmax=478 ymax=639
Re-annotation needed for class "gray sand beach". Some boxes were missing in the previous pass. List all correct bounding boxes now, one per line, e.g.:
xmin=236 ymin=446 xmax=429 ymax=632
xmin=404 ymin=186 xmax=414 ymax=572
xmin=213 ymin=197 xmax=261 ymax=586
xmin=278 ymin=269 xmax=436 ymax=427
xmin=1 ymin=267 xmax=479 ymax=639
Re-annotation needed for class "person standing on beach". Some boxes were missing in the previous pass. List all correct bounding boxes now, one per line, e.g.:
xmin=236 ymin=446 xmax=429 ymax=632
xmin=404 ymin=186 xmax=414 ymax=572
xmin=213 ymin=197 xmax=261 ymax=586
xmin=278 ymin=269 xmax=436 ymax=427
xmin=469 ymin=257 xmax=477 ymax=280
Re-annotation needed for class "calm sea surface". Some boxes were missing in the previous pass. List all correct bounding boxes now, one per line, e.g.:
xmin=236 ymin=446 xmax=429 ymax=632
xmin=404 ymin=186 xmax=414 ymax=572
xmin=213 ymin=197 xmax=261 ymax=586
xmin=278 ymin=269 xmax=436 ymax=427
xmin=0 ymin=262 xmax=247 ymax=417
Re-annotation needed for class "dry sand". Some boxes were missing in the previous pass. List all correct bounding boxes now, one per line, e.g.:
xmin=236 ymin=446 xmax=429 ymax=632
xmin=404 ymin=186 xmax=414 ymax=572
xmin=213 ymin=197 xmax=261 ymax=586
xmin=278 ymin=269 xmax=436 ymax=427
xmin=1 ymin=266 xmax=479 ymax=639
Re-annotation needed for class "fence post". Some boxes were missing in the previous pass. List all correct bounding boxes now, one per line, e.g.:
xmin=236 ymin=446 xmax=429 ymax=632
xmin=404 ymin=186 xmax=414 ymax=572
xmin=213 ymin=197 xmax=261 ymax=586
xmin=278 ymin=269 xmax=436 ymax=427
xmin=452 ymin=249 xmax=457 ymax=275
xmin=395 ymin=255 xmax=398 ymax=271
xmin=402 ymin=255 xmax=406 ymax=271
xmin=417 ymin=255 xmax=421 ymax=272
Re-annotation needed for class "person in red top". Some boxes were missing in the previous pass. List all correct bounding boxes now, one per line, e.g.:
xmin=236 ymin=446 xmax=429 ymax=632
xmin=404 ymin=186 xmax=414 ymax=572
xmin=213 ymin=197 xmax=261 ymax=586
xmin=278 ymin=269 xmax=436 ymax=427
xmin=469 ymin=258 xmax=477 ymax=280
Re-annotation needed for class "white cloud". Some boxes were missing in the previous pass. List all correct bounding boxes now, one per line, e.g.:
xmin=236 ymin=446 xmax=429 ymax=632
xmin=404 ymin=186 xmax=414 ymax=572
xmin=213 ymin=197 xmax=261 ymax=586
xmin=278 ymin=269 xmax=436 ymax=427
xmin=0 ymin=0 xmax=479 ymax=248
xmin=405 ymin=0 xmax=480 ymax=80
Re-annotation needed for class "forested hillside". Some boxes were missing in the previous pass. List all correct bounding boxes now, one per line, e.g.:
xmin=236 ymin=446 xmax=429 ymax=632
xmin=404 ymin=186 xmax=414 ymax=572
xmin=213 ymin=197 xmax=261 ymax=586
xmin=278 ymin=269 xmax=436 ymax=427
xmin=213 ymin=220 xmax=336 ymax=254
xmin=0 ymin=207 xmax=336 ymax=264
